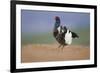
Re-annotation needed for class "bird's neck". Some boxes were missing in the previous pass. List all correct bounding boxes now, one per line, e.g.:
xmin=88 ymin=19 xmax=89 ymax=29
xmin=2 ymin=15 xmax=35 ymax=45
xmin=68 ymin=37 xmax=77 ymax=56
xmin=54 ymin=20 xmax=60 ymax=28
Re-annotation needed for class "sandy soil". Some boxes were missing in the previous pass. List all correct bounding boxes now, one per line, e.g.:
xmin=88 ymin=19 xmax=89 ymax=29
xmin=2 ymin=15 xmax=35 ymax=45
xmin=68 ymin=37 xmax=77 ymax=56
xmin=21 ymin=44 xmax=90 ymax=63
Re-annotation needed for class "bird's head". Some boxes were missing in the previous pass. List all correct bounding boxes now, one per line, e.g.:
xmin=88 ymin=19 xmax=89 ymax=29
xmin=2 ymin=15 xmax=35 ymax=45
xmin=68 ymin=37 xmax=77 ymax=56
xmin=54 ymin=16 xmax=60 ymax=28
xmin=55 ymin=16 xmax=60 ymax=20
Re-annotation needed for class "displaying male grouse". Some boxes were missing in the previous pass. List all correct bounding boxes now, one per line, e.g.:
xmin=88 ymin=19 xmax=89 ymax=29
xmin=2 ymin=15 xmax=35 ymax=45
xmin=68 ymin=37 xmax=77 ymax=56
xmin=53 ymin=16 xmax=79 ymax=49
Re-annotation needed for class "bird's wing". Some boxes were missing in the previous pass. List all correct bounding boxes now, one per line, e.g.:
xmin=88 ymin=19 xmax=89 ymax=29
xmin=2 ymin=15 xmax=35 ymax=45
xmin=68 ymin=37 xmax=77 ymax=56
xmin=63 ymin=26 xmax=79 ymax=38
xmin=72 ymin=32 xmax=79 ymax=38
xmin=63 ymin=26 xmax=67 ymax=32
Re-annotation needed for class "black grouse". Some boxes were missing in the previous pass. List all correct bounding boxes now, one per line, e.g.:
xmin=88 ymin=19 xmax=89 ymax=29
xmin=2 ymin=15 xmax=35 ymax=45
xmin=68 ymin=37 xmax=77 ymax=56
xmin=53 ymin=16 xmax=79 ymax=49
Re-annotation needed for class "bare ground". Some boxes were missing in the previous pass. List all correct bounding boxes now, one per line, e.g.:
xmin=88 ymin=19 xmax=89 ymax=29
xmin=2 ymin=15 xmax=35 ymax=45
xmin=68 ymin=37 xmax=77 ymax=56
xmin=21 ymin=44 xmax=90 ymax=63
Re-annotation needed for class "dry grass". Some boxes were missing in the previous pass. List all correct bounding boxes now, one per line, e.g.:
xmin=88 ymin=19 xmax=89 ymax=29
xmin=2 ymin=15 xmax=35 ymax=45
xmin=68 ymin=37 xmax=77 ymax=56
xmin=21 ymin=44 xmax=90 ymax=63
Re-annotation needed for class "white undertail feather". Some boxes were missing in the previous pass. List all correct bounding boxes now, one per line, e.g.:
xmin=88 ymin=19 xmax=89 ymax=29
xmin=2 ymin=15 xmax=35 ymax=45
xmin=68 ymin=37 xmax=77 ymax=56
xmin=65 ymin=30 xmax=72 ymax=45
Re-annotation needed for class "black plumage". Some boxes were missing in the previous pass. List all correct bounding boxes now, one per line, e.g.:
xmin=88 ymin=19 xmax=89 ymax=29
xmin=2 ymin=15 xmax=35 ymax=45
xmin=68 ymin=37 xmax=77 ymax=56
xmin=53 ymin=16 xmax=79 ymax=49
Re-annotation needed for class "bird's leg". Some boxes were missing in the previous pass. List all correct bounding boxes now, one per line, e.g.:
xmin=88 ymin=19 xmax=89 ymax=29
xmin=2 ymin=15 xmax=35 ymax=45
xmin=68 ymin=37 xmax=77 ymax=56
xmin=58 ymin=44 xmax=62 ymax=48
xmin=61 ymin=45 xmax=65 ymax=51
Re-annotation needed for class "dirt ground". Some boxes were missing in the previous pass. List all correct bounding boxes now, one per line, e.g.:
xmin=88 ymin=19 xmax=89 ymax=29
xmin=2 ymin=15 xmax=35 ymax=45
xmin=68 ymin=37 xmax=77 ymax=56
xmin=21 ymin=44 xmax=90 ymax=63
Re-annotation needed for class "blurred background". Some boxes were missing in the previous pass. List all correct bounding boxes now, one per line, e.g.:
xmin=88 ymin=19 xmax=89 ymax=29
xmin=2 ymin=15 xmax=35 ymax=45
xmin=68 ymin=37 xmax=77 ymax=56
xmin=21 ymin=10 xmax=90 ymax=46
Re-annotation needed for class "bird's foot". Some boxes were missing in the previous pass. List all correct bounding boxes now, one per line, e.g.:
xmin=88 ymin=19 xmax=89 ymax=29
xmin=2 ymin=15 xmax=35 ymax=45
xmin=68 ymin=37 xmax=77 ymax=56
xmin=57 ymin=45 xmax=64 ymax=51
